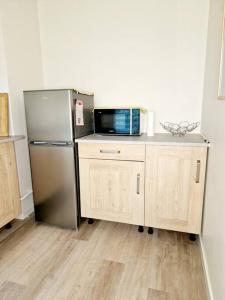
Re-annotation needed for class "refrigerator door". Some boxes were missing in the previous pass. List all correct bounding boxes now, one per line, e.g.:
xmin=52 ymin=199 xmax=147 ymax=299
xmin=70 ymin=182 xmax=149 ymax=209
xmin=24 ymin=90 xmax=74 ymax=142
xmin=29 ymin=143 xmax=78 ymax=229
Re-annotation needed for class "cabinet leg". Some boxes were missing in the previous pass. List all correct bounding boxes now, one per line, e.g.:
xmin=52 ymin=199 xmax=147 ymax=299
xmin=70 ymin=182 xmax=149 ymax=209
xmin=148 ymin=227 xmax=154 ymax=234
xmin=138 ymin=226 xmax=144 ymax=233
xmin=189 ymin=234 xmax=196 ymax=241
xmin=88 ymin=218 xmax=94 ymax=225
xmin=5 ymin=222 xmax=12 ymax=230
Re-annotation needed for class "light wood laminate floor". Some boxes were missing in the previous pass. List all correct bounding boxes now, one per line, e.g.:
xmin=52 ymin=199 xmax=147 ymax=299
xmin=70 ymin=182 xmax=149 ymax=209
xmin=0 ymin=219 xmax=207 ymax=300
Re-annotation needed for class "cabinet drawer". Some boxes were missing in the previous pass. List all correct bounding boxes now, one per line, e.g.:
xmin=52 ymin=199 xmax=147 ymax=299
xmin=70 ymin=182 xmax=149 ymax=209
xmin=78 ymin=143 xmax=145 ymax=161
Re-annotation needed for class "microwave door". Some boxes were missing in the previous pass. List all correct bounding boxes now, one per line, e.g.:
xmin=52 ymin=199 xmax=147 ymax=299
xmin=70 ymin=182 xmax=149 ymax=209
xmin=94 ymin=109 xmax=131 ymax=135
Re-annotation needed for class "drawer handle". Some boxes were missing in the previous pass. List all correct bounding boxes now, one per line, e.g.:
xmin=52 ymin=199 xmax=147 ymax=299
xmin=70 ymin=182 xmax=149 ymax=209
xmin=195 ymin=160 xmax=201 ymax=183
xmin=99 ymin=149 xmax=121 ymax=154
xmin=137 ymin=173 xmax=140 ymax=194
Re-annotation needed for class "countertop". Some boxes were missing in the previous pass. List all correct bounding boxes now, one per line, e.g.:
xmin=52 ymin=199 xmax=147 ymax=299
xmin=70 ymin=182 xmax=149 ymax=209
xmin=0 ymin=135 xmax=25 ymax=144
xmin=75 ymin=133 xmax=209 ymax=147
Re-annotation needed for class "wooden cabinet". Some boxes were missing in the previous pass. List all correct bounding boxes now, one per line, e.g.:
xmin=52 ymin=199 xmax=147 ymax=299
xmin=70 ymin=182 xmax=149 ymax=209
xmin=0 ymin=142 xmax=21 ymax=228
xmin=145 ymin=145 xmax=207 ymax=234
xmin=78 ymin=140 xmax=208 ymax=235
xmin=79 ymin=159 xmax=144 ymax=225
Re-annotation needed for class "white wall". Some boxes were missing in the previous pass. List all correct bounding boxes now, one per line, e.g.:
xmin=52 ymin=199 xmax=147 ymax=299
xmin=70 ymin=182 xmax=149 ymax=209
xmin=37 ymin=0 xmax=209 ymax=132
xmin=0 ymin=20 xmax=8 ymax=92
xmin=0 ymin=18 xmax=14 ymax=135
xmin=0 ymin=0 xmax=44 ymax=218
xmin=201 ymin=0 xmax=225 ymax=299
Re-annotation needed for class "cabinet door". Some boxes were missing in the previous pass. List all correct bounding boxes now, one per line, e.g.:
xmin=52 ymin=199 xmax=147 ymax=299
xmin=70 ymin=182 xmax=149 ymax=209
xmin=0 ymin=143 xmax=21 ymax=228
xmin=145 ymin=146 xmax=207 ymax=234
xmin=80 ymin=159 xmax=144 ymax=225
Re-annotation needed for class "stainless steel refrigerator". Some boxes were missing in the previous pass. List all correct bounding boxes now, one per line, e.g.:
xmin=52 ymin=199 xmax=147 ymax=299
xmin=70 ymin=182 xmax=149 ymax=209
xmin=24 ymin=89 xmax=94 ymax=229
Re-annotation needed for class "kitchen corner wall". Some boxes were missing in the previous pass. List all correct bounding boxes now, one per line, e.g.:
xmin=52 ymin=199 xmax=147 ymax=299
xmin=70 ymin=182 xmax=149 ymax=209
xmin=0 ymin=0 xmax=44 ymax=218
xmin=201 ymin=0 xmax=225 ymax=299
xmin=37 ymin=0 xmax=209 ymax=132
xmin=0 ymin=0 xmax=211 ymax=216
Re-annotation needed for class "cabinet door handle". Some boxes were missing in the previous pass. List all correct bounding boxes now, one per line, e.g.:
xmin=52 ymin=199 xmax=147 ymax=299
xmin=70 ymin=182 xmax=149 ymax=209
xmin=100 ymin=149 xmax=120 ymax=154
xmin=195 ymin=160 xmax=201 ymax=183
xmin=136 ymin=173 xmax=140 ymax=194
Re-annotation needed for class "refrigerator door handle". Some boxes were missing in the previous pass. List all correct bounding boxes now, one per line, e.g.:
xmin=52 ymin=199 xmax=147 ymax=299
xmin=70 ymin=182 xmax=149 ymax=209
xmin=51 ymin=142 xmax=73 ymax=146
xmin=30 ymin=141 xmax=48 ymax=145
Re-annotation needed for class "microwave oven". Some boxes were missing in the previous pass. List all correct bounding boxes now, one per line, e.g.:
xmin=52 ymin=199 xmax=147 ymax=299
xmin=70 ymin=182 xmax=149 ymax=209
xmin=94 ymin=108 xmax=144 ymax=136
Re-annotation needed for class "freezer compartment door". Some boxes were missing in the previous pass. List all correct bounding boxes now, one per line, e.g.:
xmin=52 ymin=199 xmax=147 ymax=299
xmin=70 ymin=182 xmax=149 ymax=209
xmin=29 ymin=144 xmax=78 ymax=229
xmin=24 ymin=90 xmax=74 ymax=141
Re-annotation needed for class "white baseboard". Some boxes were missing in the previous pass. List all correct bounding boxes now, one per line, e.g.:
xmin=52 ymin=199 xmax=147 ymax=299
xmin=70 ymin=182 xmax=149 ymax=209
xmin=199 ymin=237 xmax=214 ymax=300
xmin=17 ymin=190 xmax=34 ymax=220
